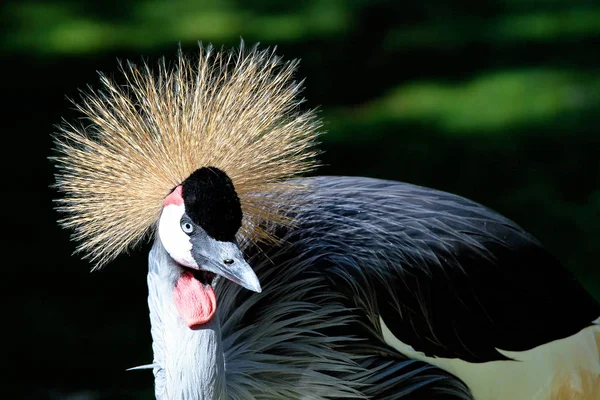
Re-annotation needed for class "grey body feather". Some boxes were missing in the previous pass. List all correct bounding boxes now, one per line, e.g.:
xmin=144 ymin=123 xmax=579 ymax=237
xmin=149 ymin=241 xmax=227 ymax=399
xmin=147 ymin=175 xmax=597 ymax=398
xmin=147 ymin=176 xmax=479 ymax=399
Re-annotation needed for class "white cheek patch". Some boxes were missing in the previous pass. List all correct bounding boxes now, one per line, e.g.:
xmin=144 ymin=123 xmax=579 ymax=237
xmin=158 ymin=204 xmax=198 ymax=268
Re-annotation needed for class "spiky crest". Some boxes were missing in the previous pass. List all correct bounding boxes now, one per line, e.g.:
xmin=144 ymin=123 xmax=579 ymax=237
xmin=51 ymin=41 xmax=322 ymax=270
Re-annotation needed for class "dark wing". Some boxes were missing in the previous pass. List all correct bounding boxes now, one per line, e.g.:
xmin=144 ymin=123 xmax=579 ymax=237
xmin=287 ymin=176 xmax=600 ymax=363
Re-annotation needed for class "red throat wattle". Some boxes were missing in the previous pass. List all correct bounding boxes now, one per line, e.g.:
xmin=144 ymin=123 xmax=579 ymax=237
xmin=174 ymin=272 xmax=217 ymax=328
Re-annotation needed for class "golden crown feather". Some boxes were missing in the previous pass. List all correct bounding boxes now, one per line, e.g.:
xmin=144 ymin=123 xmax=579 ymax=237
xmin=51 ymin=41 xmax=322 ymax=270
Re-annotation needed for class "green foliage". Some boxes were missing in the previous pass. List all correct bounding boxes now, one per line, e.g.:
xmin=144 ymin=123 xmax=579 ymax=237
xmin=326 ymin=69 xmax=600 ymax=135
xmin=2 ymin=0 xmax=352 ymax=54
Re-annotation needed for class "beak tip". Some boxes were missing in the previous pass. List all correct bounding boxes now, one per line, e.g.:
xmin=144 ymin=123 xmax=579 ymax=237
xmin=248 ymin=280 xmax=262 ymax=293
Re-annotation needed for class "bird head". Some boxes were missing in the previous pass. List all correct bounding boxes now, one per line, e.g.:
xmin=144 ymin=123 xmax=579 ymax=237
xmin=157 ymin=167 xmax=260 ymax=327
xmin=51 ymin=41 xmax=321 ymax=328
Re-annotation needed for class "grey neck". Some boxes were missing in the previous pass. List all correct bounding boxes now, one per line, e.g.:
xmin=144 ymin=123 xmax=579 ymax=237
xmin=147 ymin=240 xmax=226 ymax=400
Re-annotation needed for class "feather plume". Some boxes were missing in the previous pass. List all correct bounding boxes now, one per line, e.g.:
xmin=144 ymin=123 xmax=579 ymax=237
xmin=51 ymin=41 xmax=322 ymax=270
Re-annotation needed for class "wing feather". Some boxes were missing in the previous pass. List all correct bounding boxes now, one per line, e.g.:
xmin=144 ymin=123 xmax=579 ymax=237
xmin=287 ymin=176 xmax=600 ymax=362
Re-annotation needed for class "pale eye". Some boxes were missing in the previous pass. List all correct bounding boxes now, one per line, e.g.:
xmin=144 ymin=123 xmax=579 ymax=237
xmin=180 ymin=220 xmax=194 ymax=234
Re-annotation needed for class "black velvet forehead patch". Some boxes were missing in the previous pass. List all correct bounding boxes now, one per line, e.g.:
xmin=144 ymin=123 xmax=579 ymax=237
xmin=181 ymin=167 xmax=242 ymax=242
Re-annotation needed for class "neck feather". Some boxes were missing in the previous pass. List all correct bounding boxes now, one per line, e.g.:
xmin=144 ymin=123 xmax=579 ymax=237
xmin=147 ymin=240 xmax=226 ymax=399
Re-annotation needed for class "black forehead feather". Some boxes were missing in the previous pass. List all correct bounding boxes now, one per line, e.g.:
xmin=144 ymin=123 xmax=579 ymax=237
xmin=181 ymin=167 xmax=242 ymax=242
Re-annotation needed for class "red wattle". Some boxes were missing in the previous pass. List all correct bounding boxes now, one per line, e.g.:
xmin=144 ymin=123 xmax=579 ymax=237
xmin=173 ymin=271 xmax=217 ymax=328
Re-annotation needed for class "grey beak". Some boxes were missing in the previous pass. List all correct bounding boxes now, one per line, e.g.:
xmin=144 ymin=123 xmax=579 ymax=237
xmin=192 ymin=238 xmax=262 ymax=293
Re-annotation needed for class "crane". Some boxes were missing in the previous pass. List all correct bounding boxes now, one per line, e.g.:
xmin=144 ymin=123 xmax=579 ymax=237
xmin=51 ymin=42 xmax=600 ymax=400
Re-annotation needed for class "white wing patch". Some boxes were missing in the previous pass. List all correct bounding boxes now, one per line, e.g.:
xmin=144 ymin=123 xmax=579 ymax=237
xmin=379 ymin=316 xmax=600 ymax=400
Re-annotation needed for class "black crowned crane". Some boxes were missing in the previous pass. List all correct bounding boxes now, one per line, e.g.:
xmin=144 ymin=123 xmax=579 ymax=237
xmin=52 ymin=43 xmax=600 ymax=400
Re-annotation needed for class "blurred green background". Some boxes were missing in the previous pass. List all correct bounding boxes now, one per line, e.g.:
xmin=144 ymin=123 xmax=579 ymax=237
xmin=4 ymin=0 xmax=598 ymax=399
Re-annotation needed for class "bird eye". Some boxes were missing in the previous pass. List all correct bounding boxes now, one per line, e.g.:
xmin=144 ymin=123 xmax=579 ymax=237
xmin=180 ymin=220 xmax=194 ymax=234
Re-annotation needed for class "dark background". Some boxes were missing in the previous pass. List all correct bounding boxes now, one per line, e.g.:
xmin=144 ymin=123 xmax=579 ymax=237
xmin=3 ymin=0 xmax=598 ymax=399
